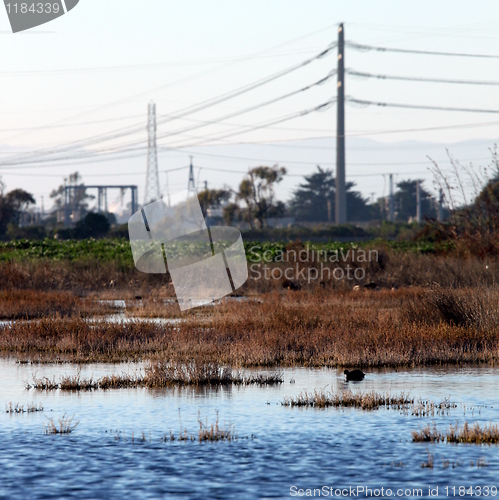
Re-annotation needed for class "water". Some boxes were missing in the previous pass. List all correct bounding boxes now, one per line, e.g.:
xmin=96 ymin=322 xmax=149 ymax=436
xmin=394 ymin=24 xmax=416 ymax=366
xmin=1 ymin=359 xmax=499 ymax=499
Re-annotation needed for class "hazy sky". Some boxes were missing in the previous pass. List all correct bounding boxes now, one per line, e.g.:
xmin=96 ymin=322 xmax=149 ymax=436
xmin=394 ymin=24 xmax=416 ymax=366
xmin=0 ymin=1 xmax=498 ymax=212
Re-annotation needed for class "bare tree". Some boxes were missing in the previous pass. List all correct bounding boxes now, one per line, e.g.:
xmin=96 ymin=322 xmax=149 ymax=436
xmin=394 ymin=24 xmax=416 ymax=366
xmin=236 ymin=166 xmax=286 ymax=228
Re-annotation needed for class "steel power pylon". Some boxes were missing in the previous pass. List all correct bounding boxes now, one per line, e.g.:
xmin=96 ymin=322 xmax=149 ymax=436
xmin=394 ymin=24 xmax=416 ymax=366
xmin=335 ymin=23 xmax=347 ymax=224
xmin=188 ymin=156 xmax=195 ymax=191
xmin=144 ymin=101 xmax=161 ymax=205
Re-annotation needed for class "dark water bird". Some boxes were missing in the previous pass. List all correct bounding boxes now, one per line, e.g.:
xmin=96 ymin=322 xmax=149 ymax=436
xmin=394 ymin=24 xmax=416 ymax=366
xmin=344 ymin=369 xmax=365 ymax=382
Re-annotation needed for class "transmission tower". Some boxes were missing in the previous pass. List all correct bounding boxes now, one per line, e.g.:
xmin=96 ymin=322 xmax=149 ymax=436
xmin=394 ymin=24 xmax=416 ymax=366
xmin=144 ymin=101 xmax=161 ymax=205
xmin=188 ymin=156 xmax=195 ymax=191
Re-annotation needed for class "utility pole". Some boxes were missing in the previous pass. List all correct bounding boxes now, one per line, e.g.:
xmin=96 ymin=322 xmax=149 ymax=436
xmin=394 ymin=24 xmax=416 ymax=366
xmin=335 ymin=23 xmax=346 ymax=225
xmin=144 ymin=101 xmax=161 ymax=205
xmin=416 ymin=180 xmax=421 ymax=223
xmin=188 ymin=156 xmax=195 ymax=191
xmin=389 ymin=174 xmax=394 ymax=222
xmin=64 ymin=177 xmax=69 ymax=227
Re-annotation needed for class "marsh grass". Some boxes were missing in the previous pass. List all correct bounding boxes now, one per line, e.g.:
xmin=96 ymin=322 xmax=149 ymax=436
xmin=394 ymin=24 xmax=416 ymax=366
xmin=5 ymin=402 xmax=43 ymax=414
xmin=44 ymin=413 xmax=79 ymax=434
xmin=4 ymin=286 xmax=499 ymax=368
xmin=25 ymin=374 xmax=58 ymax=390
xmin=412 ymin=423 xmax=442 ymax=443
xmin=421 ymin=449 xmax=434 ymax=468
xmin=471 ymin=457 xmax=488 ymax=467
xmin=0 ymin=290 xmax=110 ymax=320
xmin=59 ymin=369 xmax=96 ymax=391
xmin=28 ymin=362 xmax=283 ymax=390
xmin=413 ymin=422 xmax=499 ymax=444
xmin=197 ymin=410 xmax=235 ymax=442
xmin=447 ymin=422 xmax=499 ymax=444
xmin=282 ymin=389 xmax=413 ymax=410
xmin=411 ymin=398 xmax=457 ymax=418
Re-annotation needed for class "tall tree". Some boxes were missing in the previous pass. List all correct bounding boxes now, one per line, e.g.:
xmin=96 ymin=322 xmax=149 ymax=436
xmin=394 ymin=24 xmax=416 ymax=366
xmin=288 ymin=166 xmax=334 ymax=222
xmin=237 ymin=166 xmax=286 ymax=228
xmin=197 ymin=188 xmax=232 ymax=219
xmin=0 ymin=188 xmax=36 ymax=235
xmin=394 ymin=179 xmax=436 ymax=221
xmin=287 ymin=166 xmax=372 ymax=222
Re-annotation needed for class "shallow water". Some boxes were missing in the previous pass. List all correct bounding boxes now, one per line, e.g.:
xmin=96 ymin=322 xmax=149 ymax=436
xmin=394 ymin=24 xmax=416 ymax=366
xmin=1 ymin=359 xmax=499 ymax=499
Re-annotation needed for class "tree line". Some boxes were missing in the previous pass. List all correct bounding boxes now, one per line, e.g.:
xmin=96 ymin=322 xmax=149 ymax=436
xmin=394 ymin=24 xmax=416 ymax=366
xmin=200 ymin=165 xmax=439 ymax=228
xmin=0 ymin=164 xmax=455 ymax=239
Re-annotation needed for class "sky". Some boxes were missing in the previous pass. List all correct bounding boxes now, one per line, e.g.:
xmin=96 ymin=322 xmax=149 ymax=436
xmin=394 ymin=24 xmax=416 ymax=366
xmin=0 ymin=0 xmax=498 ymax=215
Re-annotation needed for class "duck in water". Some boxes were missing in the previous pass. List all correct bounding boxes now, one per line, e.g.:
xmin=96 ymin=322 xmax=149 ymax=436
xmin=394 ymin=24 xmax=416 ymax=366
xmin=344 ymin=369 xmax=365 ymax=382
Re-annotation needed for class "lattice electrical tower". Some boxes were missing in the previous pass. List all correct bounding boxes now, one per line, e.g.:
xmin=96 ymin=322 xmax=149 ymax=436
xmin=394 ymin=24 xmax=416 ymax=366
xmin=188 ymin=156 xmax=195 ymax=191
xmin=144 ymin=101 xmax=161 ymax=205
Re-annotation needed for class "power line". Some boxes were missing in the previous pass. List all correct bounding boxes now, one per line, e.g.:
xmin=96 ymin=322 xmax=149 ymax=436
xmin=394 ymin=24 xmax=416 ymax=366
xmin=191 ymin=165 xmax=432 ymax=179
xmin=161 ymin=99 xmax=337 ymax=151
xmin=345 ymin=41 xmax=499 ymax=59
xmin=2 ymin=25 xmax=337 ymax=145
xmin=0 ymin=98 xmax=336 ymax=168
xmin=175 ymin=149 xmax=492 ymax=167
xmin=0 ymin=113 xmax=145 ymax=133
xmin=151 ymin=70 xmax=336 ymax=145
xmin=0 ymin=48 xmax=324 ymax=77
xmin=0 ymin=41 xmax=336 ymax=166
xmin=347 ymin=97 xmax=499 ymax=114
xmin=346 ymin=69 xmax=499 ymax=86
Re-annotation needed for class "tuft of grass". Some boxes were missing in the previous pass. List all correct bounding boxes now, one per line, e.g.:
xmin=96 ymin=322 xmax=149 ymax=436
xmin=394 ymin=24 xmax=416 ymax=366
xmin=98 ymin=372 xmax=143 ymax=389
xmin=413 ymin=422 xmax=499 ymax=445
xmin=6 ymin=402 xmax=43 ymax=414
xmin=411 ymin=397 xmax=457 ymax=418
xmin=282 ymin=389 xmax=413 ymax=411
xmin=144 ymin=360 xmax=240 ymax=387
xmin=44 ymin=413 xmax=79 ymax=434
xmin=412 ymin=423 xmax=443 ymax=443
xmin=59 ymin=369 xmax=96 ymax=391
xmin=421 ymin=449 xmax=434 ymax=468
xmin=197 ymin=410 xmax=236 ymax=442
xmin=473 ymin=457 xmax=488 ymax=467
xmin=25 ymin=374 xmax=58 ymax=391
xmin=447 ymin=422 xmax=499 ymax=445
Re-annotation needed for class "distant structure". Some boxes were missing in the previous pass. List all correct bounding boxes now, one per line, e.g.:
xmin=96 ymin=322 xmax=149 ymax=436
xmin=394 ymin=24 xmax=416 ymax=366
xmin=144 ymin=101 xmax=161 ymax=205
xmin=62 ymin=185 xmax=138 ymax=227
xmin=188 ymin=156 xmax=195 ymax=191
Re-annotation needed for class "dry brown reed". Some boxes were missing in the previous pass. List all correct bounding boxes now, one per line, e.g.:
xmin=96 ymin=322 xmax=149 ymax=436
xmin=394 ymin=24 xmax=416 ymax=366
xmin=0 ymin=259 xmax=170 ymax=295
xmin=197 ymin=410 xmax=236 ymax=442
xmin=28 ymin=361 xmax=283 ymax=390
xmin=282 ymin=389 xmax=413 ymax=410
xmin=2 ymin=245 xmax=499 ymax=296
xmin=421 ymin=449 xmax=434 ymax=468
xmin=5 ymin=402 xmax=43 ymax=413
xmin=413 ymin=422 xmax=499 ymax=444
xmin=0 ymin=290 xmax=110 ymax=320
xmin=411 ymin=398 xmax=457 ymax=417
xmin=44 ymin=413 xmax=79 ymax=434
xmin=4 ymin=286 xmax=499 ymax=367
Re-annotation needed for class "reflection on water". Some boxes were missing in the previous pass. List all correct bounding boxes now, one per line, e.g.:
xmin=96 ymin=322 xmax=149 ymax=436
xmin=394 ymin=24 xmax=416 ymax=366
xmin=1 ymin=359 xmax=499 ymax=499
